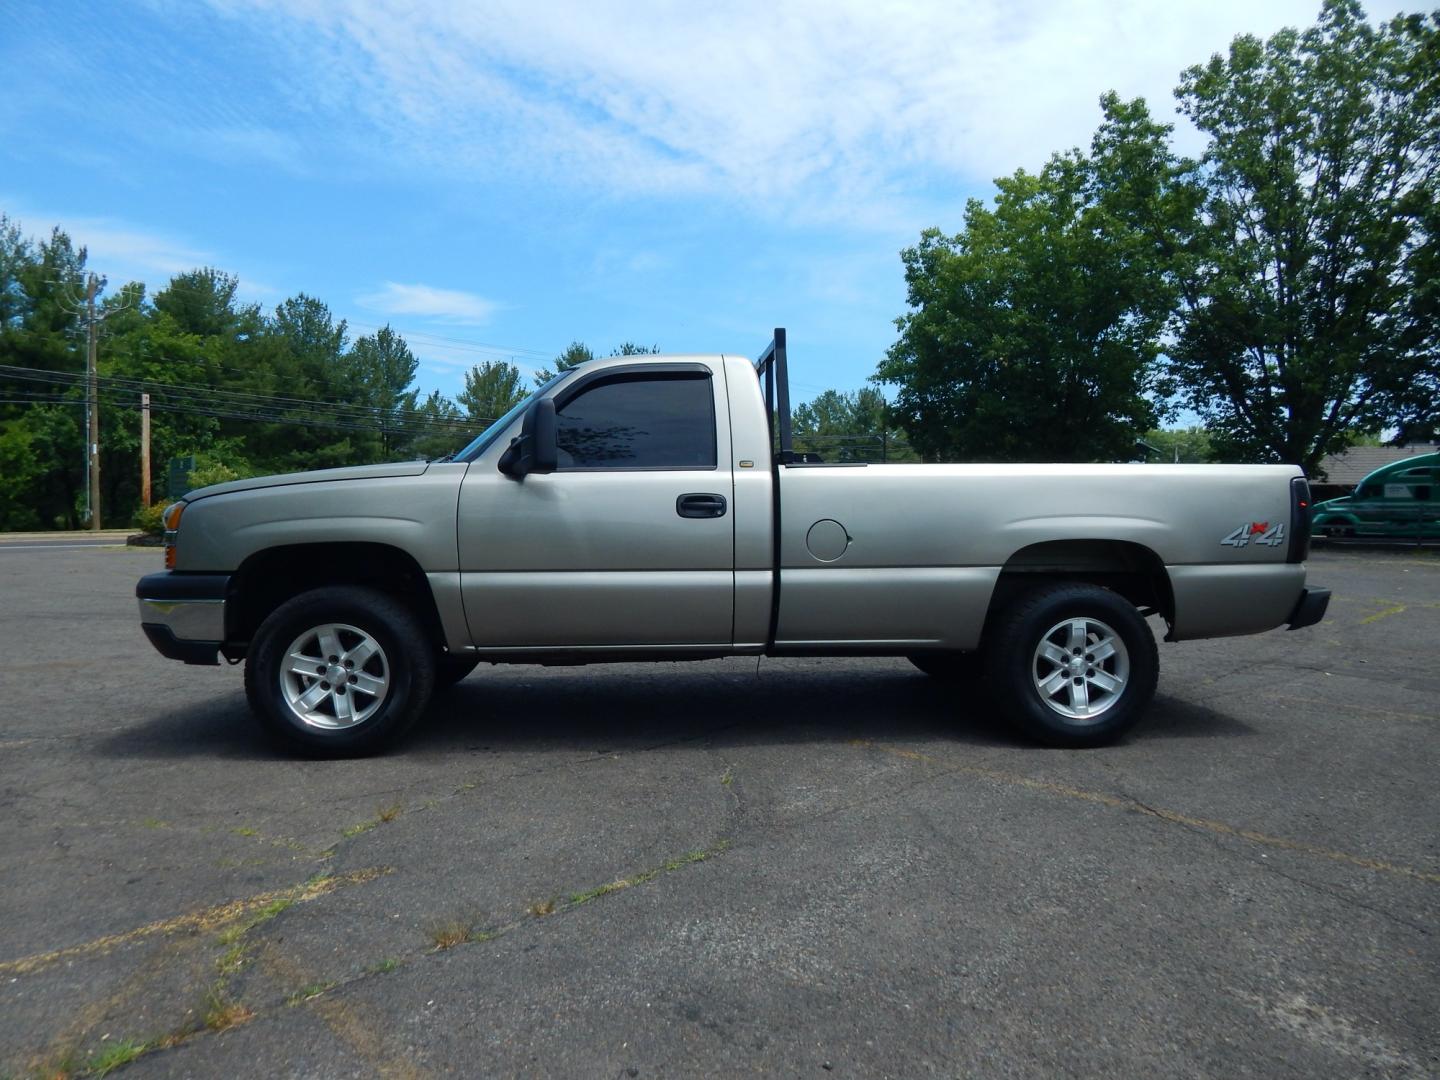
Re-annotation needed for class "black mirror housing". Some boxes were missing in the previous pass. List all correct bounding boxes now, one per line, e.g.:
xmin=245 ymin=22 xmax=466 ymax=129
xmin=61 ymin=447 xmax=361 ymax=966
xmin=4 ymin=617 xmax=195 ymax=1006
xmin=530 ymin=398 xmax=558 ymax=473
xmin=498 ymin=398 xmax=558 ymax=478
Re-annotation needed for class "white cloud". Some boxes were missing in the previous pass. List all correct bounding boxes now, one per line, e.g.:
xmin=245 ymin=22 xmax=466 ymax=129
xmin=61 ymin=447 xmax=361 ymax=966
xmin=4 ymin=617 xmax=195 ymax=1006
xmin=2 ymin=202 xmax=277 ymax=299
xmin=203 ymin=0 xmax=1414 ymax=222
xmin=55 ymin=218 xmax=208 ymax=279
xmin=357 ymin=281 xmax=499 ymax=324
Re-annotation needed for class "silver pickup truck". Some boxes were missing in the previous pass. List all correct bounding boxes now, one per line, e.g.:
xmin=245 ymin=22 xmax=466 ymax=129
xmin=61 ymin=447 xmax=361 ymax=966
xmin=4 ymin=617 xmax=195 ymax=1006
xmin=136 ymin=330 xmax=1329 ymax=754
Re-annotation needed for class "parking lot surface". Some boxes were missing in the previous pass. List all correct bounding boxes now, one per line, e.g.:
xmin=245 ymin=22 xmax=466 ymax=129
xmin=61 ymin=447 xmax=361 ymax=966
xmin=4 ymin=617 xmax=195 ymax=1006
xmin=1 ymin=544 xmax=1436 ymax=1078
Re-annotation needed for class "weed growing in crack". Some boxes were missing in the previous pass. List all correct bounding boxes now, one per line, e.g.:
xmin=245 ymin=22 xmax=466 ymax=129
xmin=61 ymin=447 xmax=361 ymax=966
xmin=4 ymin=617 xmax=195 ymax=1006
xmin=87 ymin=1038 xmax=148 ymax=1077
xmin=202 ymin=983 xmax=254 ymax=1032
xmin=426 ymin=917 xmax=475 ymax=950
xmin=285 ymin=981 xmax=337 ymax=1006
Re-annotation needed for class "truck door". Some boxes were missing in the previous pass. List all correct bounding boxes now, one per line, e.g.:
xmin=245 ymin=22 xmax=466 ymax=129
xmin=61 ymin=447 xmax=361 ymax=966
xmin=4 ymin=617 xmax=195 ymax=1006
xmin=456 ymin=363 xmax=735 ymax=649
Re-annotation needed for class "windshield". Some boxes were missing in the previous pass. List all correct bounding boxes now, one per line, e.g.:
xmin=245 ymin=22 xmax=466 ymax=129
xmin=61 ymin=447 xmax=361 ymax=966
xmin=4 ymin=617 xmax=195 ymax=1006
xmin=452 ymin=373 xmax=565 ymax=463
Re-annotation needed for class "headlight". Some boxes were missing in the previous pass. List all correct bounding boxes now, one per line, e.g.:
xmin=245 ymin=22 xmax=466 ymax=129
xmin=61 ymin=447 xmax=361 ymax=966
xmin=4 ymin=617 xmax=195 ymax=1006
xmin=163 ymin=501 xmax=186 ymax=569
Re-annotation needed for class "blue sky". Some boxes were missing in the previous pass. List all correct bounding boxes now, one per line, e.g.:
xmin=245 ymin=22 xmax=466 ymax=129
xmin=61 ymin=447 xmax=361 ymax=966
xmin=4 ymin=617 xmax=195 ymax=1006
xmin=1 ymin=0 xmax=1411 ymax=404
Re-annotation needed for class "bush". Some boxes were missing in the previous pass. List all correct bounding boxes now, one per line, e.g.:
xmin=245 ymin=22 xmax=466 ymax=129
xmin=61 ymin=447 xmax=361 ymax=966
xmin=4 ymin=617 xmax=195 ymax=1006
xmin=188 ymin=460 xmax=244 ymax=489
xmin=135 ymin=502 xmax=167 ymax=536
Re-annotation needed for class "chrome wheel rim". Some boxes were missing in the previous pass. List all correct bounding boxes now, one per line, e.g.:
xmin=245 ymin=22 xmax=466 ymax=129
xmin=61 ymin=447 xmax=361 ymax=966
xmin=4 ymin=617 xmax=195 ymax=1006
xmin=279 ymin=622 xmax=390 ymax=730
xmin=1032 ymin=617 xmax=1130 ymax=722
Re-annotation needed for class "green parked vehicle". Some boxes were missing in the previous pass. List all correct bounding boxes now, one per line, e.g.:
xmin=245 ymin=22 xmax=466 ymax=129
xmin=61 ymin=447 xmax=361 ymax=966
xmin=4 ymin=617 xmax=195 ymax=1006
xmin=1312 ymin=452 xmax=1439 ymax=541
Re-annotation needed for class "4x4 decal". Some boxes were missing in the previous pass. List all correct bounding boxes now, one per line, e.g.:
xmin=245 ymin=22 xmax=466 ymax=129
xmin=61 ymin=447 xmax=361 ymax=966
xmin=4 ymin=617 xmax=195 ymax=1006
xmin=1221 ymin=521 xmax=1286 ymax=548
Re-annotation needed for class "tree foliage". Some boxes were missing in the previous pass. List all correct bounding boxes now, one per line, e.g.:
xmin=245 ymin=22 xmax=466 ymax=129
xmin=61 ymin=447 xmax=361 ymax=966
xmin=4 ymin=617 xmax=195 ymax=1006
xmin=877 ymin=136 xmax=1171 ymax=462
xmin=792 ymin=387 xmax=917 ymax=462
xmin=0 ymin=214 xmax=486 ymax=529
xmin=532 ymin=341 xmax=594 ymax=386
xmin=457 ymin=360 xmax=526 ymax=422
xmin=1164 ymin=0 xmax=1440 ymax=474
xmin=881 ymin=1 xmax=1438 ymax=473
xmin=1142 ymin=427 xmax=1217 ymax=464
xmin=532 ymin=340 xmax=659 ymax=385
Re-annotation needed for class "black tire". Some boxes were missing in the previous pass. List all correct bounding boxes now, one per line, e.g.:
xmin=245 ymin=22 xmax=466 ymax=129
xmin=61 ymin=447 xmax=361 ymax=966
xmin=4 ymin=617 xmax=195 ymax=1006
xmin=908 ymin=651 xmax=984 ymax=682
xmin=244 ymin=586 xmax=436 ymax=756
xmin=986 ymin=583 xmax=1158 ymax=748
xmin=435 ymin=654 xmax=480 ymax=688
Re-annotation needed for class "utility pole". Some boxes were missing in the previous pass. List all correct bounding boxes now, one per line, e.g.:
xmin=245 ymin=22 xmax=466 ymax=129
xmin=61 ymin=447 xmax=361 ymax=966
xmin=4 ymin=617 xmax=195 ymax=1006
xmin=140 ymin=392 xmax=151 ymax=507
xmin=86 ymin=273 xmax=101 ymax=531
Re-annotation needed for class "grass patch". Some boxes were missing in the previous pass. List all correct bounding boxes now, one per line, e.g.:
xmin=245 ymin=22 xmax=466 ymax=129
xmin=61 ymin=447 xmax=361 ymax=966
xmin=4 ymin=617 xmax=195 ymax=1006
xmin=140 ymin=817 xmax=169 ymax=830
xmin=425 ymin=917 xmax=475 ymax=951
xmin=87 ymin=1038 xmax=148 ymax=1077
xmin=216 ymin=897 xmax=295 ymax=946
xmin=285 ymin=981 xmax=337 ymax=1006
xmin=341 ymin=820 xmax=377 ymax=839
xmin=526 ymin=898 xmax=556 ymax=918
xmin=367 ymin=956 xmax=401 ymax=974
xmin=568 ymin=870 xmax=659 ymax=907
xmin=377 ymin=802 xmax=403 ymax=823
xmin=567 ymin=841 xmax=730 ymax=909
xmin=720 ymin=767 xmax=735 ymax=786
xmin=230 ymin=826 xmax=259 ymax=837
xmin=215 ymin=942 xmax=248 ymax=975
xmin=202 ymin=983 xmax=254 ymax=1032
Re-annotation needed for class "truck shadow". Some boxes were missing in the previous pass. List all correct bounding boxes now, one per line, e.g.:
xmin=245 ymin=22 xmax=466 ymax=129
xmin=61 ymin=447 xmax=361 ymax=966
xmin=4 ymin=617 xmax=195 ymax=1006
xmin=95 ymin=661 xmax=1252 ymax=760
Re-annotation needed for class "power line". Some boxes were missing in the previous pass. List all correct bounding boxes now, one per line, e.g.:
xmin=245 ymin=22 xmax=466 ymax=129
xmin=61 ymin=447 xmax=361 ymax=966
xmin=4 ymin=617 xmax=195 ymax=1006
xmin=0 ymin=385 xmax=484 ymax=438
xmin=0 ymin=364 xmax=493 ymax=428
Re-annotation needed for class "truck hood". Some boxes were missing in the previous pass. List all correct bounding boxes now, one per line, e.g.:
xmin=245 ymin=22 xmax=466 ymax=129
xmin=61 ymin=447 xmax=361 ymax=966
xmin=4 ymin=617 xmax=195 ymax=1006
xmin=185 ymin=461 xmax=432 ymax=501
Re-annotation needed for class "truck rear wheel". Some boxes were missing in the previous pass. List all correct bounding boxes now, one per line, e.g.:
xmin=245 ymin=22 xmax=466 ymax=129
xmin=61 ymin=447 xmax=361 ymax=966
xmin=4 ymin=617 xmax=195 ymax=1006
xmin=244 ymin=585 xmax=436 ymax=756
xmin=987 ymin=583 xmax=1157 ymax=748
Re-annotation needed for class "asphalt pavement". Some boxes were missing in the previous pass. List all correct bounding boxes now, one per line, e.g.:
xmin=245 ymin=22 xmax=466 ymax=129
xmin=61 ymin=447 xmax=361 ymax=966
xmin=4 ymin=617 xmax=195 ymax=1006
xmin=0 ymin=545 xmax=1436 ymax=1078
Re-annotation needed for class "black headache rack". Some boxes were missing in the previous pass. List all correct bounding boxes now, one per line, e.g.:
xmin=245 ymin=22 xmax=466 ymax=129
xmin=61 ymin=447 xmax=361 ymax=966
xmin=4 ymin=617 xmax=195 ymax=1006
xmin=755 ymin=327 xmax=796 ymax=465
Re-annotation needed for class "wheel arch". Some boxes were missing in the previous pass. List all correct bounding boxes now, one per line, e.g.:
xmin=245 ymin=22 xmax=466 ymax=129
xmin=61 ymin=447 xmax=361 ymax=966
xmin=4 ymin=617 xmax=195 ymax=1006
xmin=984 ymin=539 xmax=1174 ymax=636
xmin=224 ymin=542 xmax=447 ymax=656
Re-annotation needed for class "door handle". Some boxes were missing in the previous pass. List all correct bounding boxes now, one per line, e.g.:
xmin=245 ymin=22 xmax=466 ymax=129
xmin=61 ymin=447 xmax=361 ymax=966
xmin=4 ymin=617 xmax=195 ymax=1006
xmin=676 ymin=493 xmax=727 ymax=519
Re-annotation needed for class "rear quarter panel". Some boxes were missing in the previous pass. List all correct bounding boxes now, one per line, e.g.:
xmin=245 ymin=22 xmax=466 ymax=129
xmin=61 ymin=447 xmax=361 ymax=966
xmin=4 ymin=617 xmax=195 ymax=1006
xmin=775 ymin=463 xmax=1304 ymax=647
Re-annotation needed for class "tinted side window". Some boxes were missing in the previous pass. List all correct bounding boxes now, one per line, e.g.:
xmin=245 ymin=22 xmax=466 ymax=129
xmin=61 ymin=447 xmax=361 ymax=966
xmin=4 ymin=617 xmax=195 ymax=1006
xmin=556 ymin=375 xmax=716 ymax=469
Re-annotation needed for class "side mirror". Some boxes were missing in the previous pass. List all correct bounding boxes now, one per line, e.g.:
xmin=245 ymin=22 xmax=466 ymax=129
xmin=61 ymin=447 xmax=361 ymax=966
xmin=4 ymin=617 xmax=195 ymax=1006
xmin=498 ymin=398 xmax=559 ymax=478
xmin=530 ymin=398 xmax=558 ymax=473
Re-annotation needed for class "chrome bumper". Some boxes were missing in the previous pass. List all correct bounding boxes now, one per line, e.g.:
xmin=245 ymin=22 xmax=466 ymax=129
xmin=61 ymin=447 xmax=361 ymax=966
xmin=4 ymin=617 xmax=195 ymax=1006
xmin=136 ymin=572 xmax=229 ymax=665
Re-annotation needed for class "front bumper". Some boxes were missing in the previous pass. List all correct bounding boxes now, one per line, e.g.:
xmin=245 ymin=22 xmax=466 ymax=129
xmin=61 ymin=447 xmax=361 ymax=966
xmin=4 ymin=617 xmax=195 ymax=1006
xmin=1285 ymin=586 xmax=1331 ymax=630
xmin=136 ymin=572 xmax=229 ymax=665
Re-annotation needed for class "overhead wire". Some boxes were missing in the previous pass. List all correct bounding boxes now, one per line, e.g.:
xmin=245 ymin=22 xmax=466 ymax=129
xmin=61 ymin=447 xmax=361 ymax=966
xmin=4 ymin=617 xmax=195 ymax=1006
xmin=0 ymin=368 xmax=491 ymax=438
xmin=0 ymin=364 xmax=494 ymax=428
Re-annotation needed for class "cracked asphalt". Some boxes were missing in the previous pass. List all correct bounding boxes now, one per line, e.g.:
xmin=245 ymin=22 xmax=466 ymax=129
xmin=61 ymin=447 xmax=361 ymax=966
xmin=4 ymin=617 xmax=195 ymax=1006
xmin=0 ymin=543 xmax=1436 ymax=1078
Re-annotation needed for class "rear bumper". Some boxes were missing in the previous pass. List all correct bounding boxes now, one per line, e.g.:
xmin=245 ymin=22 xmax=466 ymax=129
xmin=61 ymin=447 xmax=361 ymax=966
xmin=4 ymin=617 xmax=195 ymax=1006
xmin=135 ymin=572 xmax=229 ymax=665
xmin=1285 ymin=586 xmax=1331 ymax=630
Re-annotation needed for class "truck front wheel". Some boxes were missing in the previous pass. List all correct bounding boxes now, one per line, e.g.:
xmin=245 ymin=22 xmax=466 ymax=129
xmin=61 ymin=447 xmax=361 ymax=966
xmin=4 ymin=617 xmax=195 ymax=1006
xmin=987 ymin=583 xmax=1158 ymax=748
xmin=244 ymin=585 xmax=436 ymax=756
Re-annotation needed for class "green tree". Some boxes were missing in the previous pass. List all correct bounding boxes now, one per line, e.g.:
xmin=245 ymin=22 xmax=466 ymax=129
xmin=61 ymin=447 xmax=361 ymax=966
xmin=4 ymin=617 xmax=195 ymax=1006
xmin=348 ymin=325 xmax=419 ymax=458
xmin=533 ymin=341 xmax=594 ymax=386
xmin=792 ymin=387 xmax=917 ymax=462
xmin=1141 ymin=427 xmax=1217 ymax=463
xmin=410 ymin=389 xmax=467 ymax=461
xmin=608 ymin=341 xmax=659 ymax=357
xmin=457 ymin=360 xmax=526 ymax=424
xmin=1161 ymin=0 xmax=1440 ymax=474
xmin=0 ymin=219 xmax=89 ymax=528
xmin=153 ymin=268 xmax=252 ymax=340
xmin=877 ymin=138 xmax=1170 ymax=462
xmin=531 ymin=340 xmax=658 ymax=385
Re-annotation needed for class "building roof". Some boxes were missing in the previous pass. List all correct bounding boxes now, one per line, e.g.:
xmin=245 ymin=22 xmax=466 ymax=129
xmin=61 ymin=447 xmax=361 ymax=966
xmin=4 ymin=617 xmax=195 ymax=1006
xmin=1316 ymin=444 xmax=1440 ymax=485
